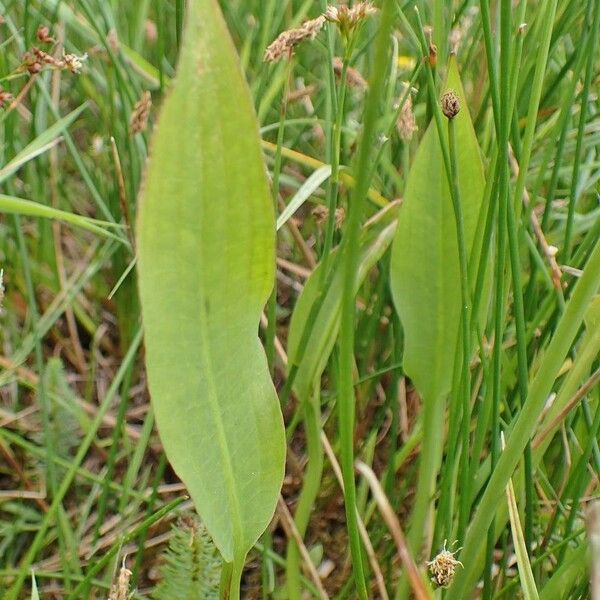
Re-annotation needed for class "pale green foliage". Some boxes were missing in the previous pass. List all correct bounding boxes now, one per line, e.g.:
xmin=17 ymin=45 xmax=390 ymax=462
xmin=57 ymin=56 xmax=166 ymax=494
xmin=30 ymin=573 xmax=40 ymax=600
xmin=136 ymin=0 xmax=285 ymax=568
xmin=153 ymin=516 xmax=222 ymax=600
xmin=390 ymin=57 xmax=485 ymax=403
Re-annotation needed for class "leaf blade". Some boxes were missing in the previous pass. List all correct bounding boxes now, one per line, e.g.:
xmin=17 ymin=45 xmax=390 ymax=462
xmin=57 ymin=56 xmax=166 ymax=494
xmin=137 ymin=0 xmax=285 ymax=563
xmin=389 ymin=58 xmax=485 ymax=402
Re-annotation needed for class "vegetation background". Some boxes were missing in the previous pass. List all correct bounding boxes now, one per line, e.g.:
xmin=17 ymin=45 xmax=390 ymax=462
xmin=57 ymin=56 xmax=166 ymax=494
xmin=0 ymin=0 xmax=599 ymax=598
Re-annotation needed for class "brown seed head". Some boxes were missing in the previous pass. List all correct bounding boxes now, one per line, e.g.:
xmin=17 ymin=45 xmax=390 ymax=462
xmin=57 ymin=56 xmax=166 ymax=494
xmin=312 ymin=205 xmax=345 ymax=228
xmin=130 ymin=90 xmax=152 ymax=134
xmin=332 ymin=57 xmax=367 ymax=89
xmin=108 ymin=561 xmax=132 ymax=600
xmin=396 ymin=90 xmax=418 ymax=141
xmin=264 ymin=16 xmax=325 ymax=63
xmin=441 ymin=89 xmax=460 ymax=119
xmin=325 ymin=2 xmax=377 ymax=36
xmin=36 ymin=25 xmax=55 ymax=44
xmin=22 ymin=49 xmax=43 ymax=74
xmin=428 ymin=42 xmax=438 ymax=67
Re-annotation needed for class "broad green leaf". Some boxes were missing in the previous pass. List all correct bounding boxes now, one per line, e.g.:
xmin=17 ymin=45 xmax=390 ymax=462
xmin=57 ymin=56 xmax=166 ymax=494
xmin=390 ymin=57 xmax=485 ymax=402
xmin=288 ymin=203 xmax=399 ymax=402
xmin=136 ymin=0 xmax=285 ymax=572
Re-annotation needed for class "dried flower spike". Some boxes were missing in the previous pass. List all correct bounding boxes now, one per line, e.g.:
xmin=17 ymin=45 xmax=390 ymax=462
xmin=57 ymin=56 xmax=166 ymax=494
xmin=325 ymin=2 xmax=377 ymax=37
xmin=130 ymin=90 xmax=152 ymax=134
xmin=62 ymin=50 xmax=87 ymax=73
xmin=312 ymin=205 xmax=345 ymax=228
xmin=264 ymin=16 xmax=325 ymax=63
xmin=21 ymin=47 xmax=87 ymax=75
xmin=396 ymin=88 xmax=418 ymax=141
xmin=441 ymin=89 xmax=460 ymax=119
xmin=108 ymin=560 xmax=132 ymax=600
xmin=332 ymin=57 xmax=367 ymax=89
xmin=427 ymin=540 xmax=463 ymax=588
xmin=36 ymin=25 xmax=55 ymax=44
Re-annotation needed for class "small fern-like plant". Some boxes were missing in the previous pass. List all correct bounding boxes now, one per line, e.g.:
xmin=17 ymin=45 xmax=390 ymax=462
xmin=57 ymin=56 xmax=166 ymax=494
xmin=153 ymin=514 xmax=222 ymax=600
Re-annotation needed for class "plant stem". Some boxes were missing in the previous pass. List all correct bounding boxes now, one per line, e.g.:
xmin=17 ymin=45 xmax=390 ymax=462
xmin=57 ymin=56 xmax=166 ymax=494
xmin=266 ymin=56 xmax=293 ymax=374
xmin=286 ymin=388 xmax=324 ymax=600
xmin=337 ymin=4 xmax=396 ymax=598
xmin=563 ymin=0 xmax=600 ymax=261
xmin=483 ymin=0 xmax=512 ymax=595
xmin=449 ymin=232 xmax=600 ymax=599
xmin=447 ymin=117 xmax=473 ymax=543
xmin=319 ymin=37 xmax=354 ymax=290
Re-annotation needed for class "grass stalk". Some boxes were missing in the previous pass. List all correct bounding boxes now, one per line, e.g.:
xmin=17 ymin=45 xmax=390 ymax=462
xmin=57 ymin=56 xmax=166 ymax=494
xmin=562 ymin=0 xmax=600 ymax=260
xmin=266 ymin=56 xmax=294 ymax=374
xmin=337 ymin=4 xmax=396 ymax=597
xmin=286 ymin=387 xmax=324 ymax=600
xmin=483 ymin=0 xmax=513 ymax=595
xmin=446 ymin=115 xmax=473 ymax=543
xmin=449 ymin=234 xmax=600 ymax=596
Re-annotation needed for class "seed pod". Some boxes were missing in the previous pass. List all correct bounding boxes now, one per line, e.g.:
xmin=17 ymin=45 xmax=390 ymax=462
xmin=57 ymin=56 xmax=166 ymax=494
xmin=441 ymin=89 xmax=461 ymax=119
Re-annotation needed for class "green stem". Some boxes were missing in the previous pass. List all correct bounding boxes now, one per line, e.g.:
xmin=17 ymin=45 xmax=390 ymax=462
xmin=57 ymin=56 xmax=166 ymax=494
xmin=483 ymin=0 xmax=512 ymax=595
xmin=478 ymin=0 xmax=500 ymax=136
xmin=319 ymin=37 xmax=355 ymax=290
xmin=501 ymin=0 xmax=534 ymax=553
xmin=562 ymin=0 xmax=600 ymax=260
xmin=337 ymin=4 xmax=396 ymax=598
xmin=447 ymin=117 xmax=473 ymax=543
xmin=286 ymin=388 xmax=324 ymax=600
xmin=449 ymin=236 xmax=600 ymax=598
xmin=266 ymin=56 xmax=294 ymax=374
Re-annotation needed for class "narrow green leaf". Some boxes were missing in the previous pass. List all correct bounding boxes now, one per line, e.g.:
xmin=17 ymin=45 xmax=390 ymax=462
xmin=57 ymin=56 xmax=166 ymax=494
xmin=0 ymin=103 xmax=88 ymax=184
xmin=390 ymin=57 xmax=485 ymax=402
xmin=0 ymin=194 xmax=126 ymax=242
xmin=504 ymin=435 xmax=540 ymax=600
xmin=450 ymin=237 xmax=600 ymax=597
xmin=137 ymin=0 xmax=285 ymax=571
xmin=288 ymin=203 xmax=399 ymax=402
xmin=277 ymin=165 xmax=332 ymax=231
xmin=538 ymin=543 xmax=588 ymax=600
xmin=30 ymin=573 xmax=40 ymax=600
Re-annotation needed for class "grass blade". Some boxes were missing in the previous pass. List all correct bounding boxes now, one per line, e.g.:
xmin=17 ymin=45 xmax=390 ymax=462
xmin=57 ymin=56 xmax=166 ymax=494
xmin=503 ymin=433 xmax=540 ymax=600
